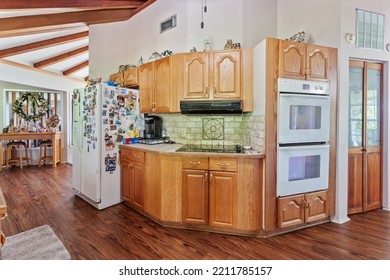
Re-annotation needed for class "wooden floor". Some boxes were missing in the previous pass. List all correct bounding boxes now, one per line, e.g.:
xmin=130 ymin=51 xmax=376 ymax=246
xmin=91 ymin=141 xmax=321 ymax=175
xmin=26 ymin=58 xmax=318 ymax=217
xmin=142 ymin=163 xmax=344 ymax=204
xmin=1 ymin=164 xmax=390 ymax=260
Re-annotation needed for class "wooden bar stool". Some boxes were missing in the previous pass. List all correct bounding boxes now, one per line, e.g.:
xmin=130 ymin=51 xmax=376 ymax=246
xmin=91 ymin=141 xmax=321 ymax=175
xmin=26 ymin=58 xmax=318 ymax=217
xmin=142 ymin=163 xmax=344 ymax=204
xmin=6 ymin=141 xmax=30 ymax=170
xmin=38 ymin=140 xmax=53 ymax=167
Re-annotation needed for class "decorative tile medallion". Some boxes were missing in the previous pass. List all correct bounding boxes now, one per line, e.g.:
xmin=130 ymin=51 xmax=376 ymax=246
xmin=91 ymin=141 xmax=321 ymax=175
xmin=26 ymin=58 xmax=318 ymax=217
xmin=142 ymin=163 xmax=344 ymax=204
xmin=202 ymin=118 xmax=224 ymax=140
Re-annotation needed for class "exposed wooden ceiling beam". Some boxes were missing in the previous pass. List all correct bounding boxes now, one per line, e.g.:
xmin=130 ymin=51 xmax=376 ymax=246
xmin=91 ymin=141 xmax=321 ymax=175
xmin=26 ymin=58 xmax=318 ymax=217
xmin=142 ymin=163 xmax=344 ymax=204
xmin=0 ymin=1 xmax=147 ymax=9
xmin=63 ymin=60 xmax=89 ymax=76
xmin=34 ymin=46 xmax=89 ymax=68
xmin=0 ymin=9 xmax=134 ymax=37
xmin=131 ymin=0 xmax=156 ymax=17
xmin=0 ymin=31 xmax=88 ymax=58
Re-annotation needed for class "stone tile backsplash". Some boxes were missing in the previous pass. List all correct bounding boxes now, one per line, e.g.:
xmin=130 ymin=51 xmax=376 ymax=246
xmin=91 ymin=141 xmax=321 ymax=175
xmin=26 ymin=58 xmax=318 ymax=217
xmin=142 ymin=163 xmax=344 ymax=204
xmin=155 ymin=113 xmax=265 ymax=153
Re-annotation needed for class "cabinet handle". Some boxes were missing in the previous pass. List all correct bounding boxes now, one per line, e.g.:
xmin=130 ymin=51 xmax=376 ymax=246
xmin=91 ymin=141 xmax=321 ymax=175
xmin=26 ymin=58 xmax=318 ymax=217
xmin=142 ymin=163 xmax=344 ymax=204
xmin=134 ymin=155 xmax=141 ymax=158
xmin=206 ymin=87 xmax=209 ymax=96
xmin=214 ymin=86 xmax=217 ymax=96
xmin=128 ymin=162 xmax=133 ymax=169
xmin=189 ymin=161 xmax=201 ymax=165
xmin=216 ymin=163 xmax=230 ymax=167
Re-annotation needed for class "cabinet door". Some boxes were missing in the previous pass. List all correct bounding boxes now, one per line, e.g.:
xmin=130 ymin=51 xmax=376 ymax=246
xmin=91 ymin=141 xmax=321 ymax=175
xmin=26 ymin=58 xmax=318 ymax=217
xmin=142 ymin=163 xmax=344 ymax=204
xmin=123 ymin=68 xmax=138 ymax=87
xmin=109 ymin=72 xmax=124 ymax=86
xmin=154 ymin=57 xmax=171 ymax=113
xmin=182 ymin=170 xmax=209 ymax=225
xmin=139 ymin=62 xmax=154 ymax=113
xmin=120 ymin=158 xmax=132 ymax=203
xmin=279 ymin=40 xmax=306 ymax=79
xmin=306 ymin=45 xmax=329 ymax=81
xmin=277 ymin=194 xmax=305 ymax=228
xmin=212 ymin=51 xmax=241 ymax=98
xmin=305 ymin=191 xmax=327 ymax=223
xmin=131 ymin=162 xmax=145 ymax=210
xmin=209 ymin=171 xmax=238 ymax=228
xmin=184 ymin=53 xmax=209 ymax=99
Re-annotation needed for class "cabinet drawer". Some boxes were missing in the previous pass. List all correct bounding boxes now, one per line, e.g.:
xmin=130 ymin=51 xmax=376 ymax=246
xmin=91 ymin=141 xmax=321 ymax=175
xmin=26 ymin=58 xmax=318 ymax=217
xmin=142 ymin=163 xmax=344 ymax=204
xmin=182 ymin=157 xmax=208 ymax=170
xmin=209 ymin=157 xmax=237 ymax=172
xmin=131 ymin=150 xmax=145 ymax=163
xmin=120 ymin=148 xmax=131 ymax=159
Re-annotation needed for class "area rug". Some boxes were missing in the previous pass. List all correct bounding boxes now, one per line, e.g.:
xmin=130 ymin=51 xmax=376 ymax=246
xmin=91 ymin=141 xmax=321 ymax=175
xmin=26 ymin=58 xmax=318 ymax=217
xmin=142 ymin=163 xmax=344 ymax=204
xmin=1 ymin=225 xmax=71 ymax=260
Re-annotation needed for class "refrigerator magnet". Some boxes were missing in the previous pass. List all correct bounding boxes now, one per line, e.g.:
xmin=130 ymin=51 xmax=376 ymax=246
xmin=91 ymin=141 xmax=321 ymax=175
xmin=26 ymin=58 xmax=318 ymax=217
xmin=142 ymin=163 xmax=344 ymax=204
xmin=102 ymin=110 xmax=107 ymax=116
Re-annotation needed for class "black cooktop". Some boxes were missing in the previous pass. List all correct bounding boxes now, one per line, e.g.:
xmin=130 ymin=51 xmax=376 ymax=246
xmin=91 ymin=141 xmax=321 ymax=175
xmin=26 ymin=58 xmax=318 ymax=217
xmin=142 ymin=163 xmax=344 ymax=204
xmin=176 ymin=144 xmax=243 ymax=154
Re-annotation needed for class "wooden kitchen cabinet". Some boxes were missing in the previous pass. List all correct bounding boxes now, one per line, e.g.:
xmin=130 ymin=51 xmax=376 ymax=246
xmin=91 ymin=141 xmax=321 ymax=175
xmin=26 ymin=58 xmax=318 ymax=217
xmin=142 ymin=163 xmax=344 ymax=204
xmin=123 ymin=67 xmax=138 ymax=87
xmin=182 ymin=157 xmax=239 ymax=229
xmin=120 ymin=149 xmax=145 ymax=210
xmin=279 ymin=40 xmax=329 ymax=81
xmin=183 ymin=50 xmax=241 ymax=99
xmin=109 ymin=71 xmax=124 ymax=86
xmin=209 ymin=171 xmax=238 ymax=228
xmin=182 ymin=169 xmax=209 ymax=225
xmin=139 ymin=56 xmax=171 ymax=113
xmin=277 ymin=190 xmax=328 ymax=229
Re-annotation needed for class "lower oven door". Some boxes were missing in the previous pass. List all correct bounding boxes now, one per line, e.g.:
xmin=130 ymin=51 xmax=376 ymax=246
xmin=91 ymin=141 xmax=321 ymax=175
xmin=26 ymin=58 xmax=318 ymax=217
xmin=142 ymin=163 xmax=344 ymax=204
xmin=277 ymin=144 xmax=329 ymax=197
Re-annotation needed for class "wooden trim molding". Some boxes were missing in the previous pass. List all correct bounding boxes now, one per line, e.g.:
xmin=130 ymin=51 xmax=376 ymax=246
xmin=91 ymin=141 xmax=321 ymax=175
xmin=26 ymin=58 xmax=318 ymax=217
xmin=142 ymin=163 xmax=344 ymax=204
xmin=0 ymin=1 xmax=148 ymax=9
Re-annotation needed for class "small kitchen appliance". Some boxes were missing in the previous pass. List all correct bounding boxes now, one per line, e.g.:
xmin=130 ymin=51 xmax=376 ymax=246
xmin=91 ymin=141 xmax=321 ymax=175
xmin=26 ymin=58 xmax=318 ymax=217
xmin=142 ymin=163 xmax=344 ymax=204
xmin=144 ymin=116 xmax=163 ymax=139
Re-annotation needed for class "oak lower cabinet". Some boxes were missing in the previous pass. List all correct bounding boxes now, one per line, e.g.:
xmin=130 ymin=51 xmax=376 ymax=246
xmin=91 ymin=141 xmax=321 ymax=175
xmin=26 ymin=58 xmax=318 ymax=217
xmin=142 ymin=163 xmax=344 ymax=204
xmin=277 ymin=190 xmax=328 ymax=229
xmin=120 ymin=149 xmax=145 ymax=210
xmin=182 ymin=157 xmax=239 ymax=230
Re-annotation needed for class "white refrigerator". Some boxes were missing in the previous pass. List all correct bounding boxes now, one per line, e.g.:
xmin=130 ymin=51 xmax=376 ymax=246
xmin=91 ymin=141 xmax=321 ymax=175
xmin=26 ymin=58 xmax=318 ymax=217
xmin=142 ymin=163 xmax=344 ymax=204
xmin=72 ymin=83 xmax=144 ymax=210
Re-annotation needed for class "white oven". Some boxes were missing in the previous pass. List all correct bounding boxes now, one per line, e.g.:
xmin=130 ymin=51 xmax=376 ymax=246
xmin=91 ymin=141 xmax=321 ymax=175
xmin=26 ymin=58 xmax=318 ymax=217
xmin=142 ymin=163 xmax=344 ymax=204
xmin=278 ymin=78 xmax=330 ymax=144
xmin=277 ymin=144 xmax=329 ymax=197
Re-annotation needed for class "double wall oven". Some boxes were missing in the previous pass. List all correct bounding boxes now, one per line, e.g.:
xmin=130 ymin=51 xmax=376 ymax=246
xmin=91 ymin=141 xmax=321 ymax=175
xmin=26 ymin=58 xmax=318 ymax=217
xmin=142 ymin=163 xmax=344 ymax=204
xmin=277 ymin=78 xmax=330 ymax=197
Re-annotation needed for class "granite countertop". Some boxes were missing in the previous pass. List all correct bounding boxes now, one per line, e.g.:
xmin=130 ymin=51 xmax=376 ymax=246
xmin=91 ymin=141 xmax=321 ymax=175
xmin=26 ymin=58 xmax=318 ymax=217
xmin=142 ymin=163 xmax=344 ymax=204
xmin=120 ymin=143 xmax=265 ymax=158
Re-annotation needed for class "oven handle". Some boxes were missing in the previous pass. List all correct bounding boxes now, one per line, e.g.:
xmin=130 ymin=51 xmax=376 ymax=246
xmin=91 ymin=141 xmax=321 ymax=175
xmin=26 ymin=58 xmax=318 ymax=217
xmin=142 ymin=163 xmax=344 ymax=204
xmin=278 ymin=144 xmax=329 ymax=150
xmin=279 ymin=93 xmax=330 ymax=99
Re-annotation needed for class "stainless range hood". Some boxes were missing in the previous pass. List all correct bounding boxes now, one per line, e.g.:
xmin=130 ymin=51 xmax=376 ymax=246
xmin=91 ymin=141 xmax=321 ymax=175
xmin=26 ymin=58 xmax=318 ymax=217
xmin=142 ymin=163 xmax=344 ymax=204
xmin=180 ymin=100 xmax=242 ymax=115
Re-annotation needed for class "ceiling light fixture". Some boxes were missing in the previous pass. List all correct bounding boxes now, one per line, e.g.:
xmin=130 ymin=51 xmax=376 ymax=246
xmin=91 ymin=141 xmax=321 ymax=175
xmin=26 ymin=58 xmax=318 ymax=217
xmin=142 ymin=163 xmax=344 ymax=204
xmin=201 ymin=0 xmax=207 ymax=29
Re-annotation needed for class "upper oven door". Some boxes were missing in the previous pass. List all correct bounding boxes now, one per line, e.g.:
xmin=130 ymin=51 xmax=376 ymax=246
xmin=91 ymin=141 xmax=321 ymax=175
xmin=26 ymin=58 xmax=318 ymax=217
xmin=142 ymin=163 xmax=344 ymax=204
xmin=278 ymin=93 xmax=330 ymax=144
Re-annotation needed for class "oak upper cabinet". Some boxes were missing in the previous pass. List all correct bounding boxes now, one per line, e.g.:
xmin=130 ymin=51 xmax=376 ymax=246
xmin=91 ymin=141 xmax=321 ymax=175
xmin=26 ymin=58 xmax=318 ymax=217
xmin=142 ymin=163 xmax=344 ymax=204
xmin=123 ymin=68 xmax=138 ymax=87
xmin=183 ymin=50 xmax=242 ymax=99
xmin=139 ymin=56 xmax=171 ymax=113
xmin=120 ymin=149 xmax=145 ymax=210
xmin=109 ymin=72 xmax=124 ymax=86
xmin=212 ymin=50 xmax=241 ymax=99
xmin=184 ymin=52 xmax=210 ymax=99
xmin=279 ymin=40 xmax=329 ymax=81
xmin=277 ymin=190 xmax=328 ymax=229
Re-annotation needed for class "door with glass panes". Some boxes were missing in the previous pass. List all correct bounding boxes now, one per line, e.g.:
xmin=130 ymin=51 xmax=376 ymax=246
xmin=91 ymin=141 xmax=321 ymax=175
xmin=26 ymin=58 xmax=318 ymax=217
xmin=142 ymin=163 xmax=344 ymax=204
xmin=348 ymin=61 xmax=382 ymax=214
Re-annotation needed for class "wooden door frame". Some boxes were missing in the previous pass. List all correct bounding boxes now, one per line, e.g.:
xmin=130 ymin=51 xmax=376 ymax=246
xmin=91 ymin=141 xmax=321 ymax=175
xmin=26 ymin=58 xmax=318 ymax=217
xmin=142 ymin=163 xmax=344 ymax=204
xmin=348 ymin=60 xmax=383 ymax=213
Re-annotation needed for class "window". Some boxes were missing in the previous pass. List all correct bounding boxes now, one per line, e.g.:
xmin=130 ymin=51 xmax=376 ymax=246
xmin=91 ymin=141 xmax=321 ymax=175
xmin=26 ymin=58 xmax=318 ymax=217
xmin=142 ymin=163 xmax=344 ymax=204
xmin=356 ymin=9 xmax=385 ymax=50
xmin=5 ymin=90 xmax=62 ymax=127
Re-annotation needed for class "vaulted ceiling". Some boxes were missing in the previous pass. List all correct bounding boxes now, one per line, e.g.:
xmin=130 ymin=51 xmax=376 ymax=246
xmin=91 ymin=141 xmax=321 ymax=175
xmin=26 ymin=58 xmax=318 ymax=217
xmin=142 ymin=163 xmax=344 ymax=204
xmin=0 ymin=0 xmax=157 ymax=81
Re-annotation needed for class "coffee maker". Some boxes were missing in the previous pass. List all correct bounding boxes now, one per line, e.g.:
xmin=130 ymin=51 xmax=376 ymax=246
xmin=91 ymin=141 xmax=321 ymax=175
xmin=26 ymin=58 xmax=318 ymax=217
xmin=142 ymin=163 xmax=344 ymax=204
xmin=144 ymin=115 xmax=163 ymax=139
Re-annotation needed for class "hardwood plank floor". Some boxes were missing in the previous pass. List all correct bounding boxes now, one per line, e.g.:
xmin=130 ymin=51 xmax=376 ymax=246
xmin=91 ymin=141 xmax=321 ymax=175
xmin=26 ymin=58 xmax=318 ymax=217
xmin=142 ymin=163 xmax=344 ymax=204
xmin=1 ymin=164 xmax=390 ymax=260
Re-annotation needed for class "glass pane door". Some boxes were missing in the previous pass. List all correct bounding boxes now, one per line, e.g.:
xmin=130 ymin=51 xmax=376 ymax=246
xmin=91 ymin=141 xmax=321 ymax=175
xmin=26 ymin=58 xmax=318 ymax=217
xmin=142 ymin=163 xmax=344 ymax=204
xmin=366 ymin=69 xmax=381 ymax=147
xmin=349 ymin=67 xmax=363 ymax=147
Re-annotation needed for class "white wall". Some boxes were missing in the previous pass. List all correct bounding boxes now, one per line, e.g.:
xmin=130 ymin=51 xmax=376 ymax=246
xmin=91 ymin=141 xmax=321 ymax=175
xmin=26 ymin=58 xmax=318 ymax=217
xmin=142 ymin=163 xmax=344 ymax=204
xmin=339 ymin=0 xmax=390 ymax=212
xmin=277 ymin=0 xmax=341 ymax=47
xmin=89 ymin=21 xmax=131 ymax=81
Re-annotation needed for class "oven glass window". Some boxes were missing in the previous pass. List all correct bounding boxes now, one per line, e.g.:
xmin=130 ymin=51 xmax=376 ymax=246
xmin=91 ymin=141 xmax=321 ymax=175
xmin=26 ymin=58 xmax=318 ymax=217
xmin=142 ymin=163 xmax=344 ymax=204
xmin=288 ymin=155 xmax=320 ymax=181
xmin=289 ymin=105 xmax=321 ymax=130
